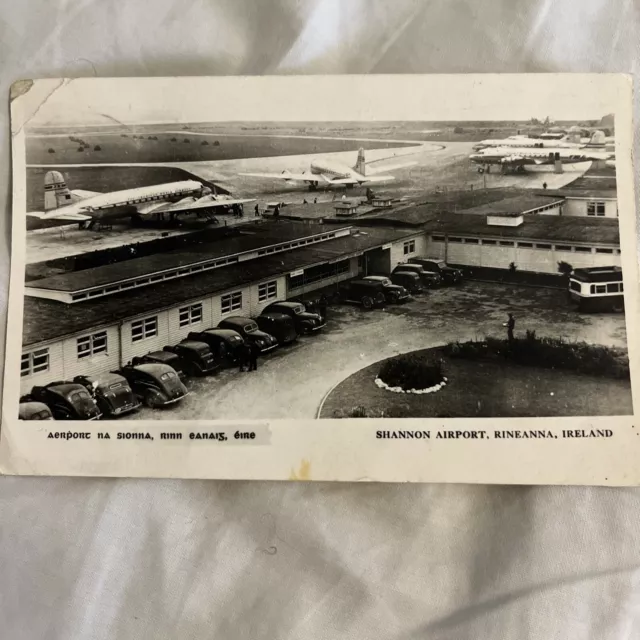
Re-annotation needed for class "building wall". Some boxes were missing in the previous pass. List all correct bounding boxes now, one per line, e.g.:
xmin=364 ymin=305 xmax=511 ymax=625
xmin=20 ymin=341 xmax=65 ymax=396
xmin=60 ymin=326 xmax=121 ymax=381
xmin=389 ymin=233 xmax=428 ymax=270
xmin=428 ymin=235 xmax=621 ymax=274
xmin=562 ymin=198 xmax=617 ymax=218
xmin=287 ymin=257 xmax=358 ymax=297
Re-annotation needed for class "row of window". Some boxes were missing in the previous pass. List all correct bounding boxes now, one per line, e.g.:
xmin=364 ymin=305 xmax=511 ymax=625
xmin=256 ymin=232 xmax=338 ymax=257
xmin=22 ymin=281 xmax=280 ymax=375
xmin=590 ymin=282 xmax=624 ymax=294
xmin=586 ymin=202 xmax=606 ymax=216
xmin=288 ymin=259 xmax=351 ymax=290
xmin=431 ymin=235 xmax=620 ymax=254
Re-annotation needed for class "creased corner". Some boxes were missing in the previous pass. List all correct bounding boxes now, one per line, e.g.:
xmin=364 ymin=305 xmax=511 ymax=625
xmin=10 ymin=80 xmax=34 ymax=102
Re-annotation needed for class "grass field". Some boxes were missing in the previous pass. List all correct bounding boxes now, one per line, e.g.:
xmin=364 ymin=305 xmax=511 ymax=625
xmin=26 ymin=133 xmax=418 ymax=165
xmin=319 ymin=347 xmax=633 ymax=418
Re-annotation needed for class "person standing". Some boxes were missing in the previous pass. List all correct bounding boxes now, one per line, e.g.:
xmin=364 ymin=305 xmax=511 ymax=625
xmin=318 ymin=294 xmax=328 ymax=322
xmin=248 ymin=342 xmax=259 ymax=372
xmin=238 ymin=342 xmax=250 ymax=372
xmin=254 ymin=202 xmax=260 ymax=217
xmin=505 ymin=313 xmax=515 ymax=343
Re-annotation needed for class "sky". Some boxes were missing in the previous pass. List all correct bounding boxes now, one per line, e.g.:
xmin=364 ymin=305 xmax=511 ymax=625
xmin=14 ymin=75 xmax=623 ymax=129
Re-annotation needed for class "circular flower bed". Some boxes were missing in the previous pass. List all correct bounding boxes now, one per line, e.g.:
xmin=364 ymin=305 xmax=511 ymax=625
xmin=376 ymin=353 xmax=447 ymax=395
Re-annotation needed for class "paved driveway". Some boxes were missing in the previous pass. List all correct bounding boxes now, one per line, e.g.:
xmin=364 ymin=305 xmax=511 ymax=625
xmin=133 ymin=282 xmax=628 ymax=421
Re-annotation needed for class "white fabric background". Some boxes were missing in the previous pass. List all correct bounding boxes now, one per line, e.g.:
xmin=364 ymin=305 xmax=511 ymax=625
xmin=1 ymin=2 xmax=639 ymax=638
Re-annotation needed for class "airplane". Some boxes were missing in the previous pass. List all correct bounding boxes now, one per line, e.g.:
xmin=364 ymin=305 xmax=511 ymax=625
xmin=28 ymin=170 xmax=256 ymax=229
xmin=472 ymin=131 xmax=608 ymax=152
xmin=469 ymin=146 xmax=612 ymax=174
xmin=238 ymin=148 xmax=417 ymax=190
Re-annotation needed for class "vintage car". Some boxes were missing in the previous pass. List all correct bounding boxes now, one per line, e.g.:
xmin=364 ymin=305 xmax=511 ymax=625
xmin=392 ymin=263 xmax=443 ymax=288
xmin=362 ymin=275 xmax=411 ymax=303
xmin=163 ymin=340 xmax=220 ymax=376
xmin=255 ymin=311 xmax=298 ymax=345
xmin=408 ymin=256 xmax=463 ymax=285
xmin=117 ymin=363 xmax=188 ymax=409
xmin=73 ymin=373 xmax=141 ymax=418
xmin=18 ymin=401 xmax=54 ymax=420
xmin=131 ymin=350 xmax=187 ymax=380
xmin=389 ymin=270 xmax=424 ymax=295
xmin=218 ymin=316 xmax=278 ymax=353
xmin=338 ymin=279 xmax=387 ymax=309
xmin=187 ymin=328 xmax=246 ymax=366
xmin=29 ymin=382 xmax=102 ymax=420
xmin=263 ymin=301 xmax=325 ymax=334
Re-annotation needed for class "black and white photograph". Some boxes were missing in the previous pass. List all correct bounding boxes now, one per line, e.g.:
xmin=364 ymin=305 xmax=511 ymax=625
xmin=2 ymin=74 xmax=638 ymax=483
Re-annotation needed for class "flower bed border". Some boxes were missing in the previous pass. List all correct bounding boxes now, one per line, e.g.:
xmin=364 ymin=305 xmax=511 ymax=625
xmin=374 ymin=376 xmax=448 ymax=395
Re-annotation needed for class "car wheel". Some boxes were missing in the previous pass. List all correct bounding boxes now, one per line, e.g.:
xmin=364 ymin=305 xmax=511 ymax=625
xmin=612 ymin=302 xmax=624 ymax=313
xmin=362 ymin=296 xmax=373 ymax=309
xmin=374 ymin=293 xmax=386 ymax=306
xmin=144 ymin=394 xmax=158 ymax=409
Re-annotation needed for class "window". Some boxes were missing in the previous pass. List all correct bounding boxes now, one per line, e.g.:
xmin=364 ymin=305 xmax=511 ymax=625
xmin=431 ymin=235 xmax=445 ymax=242
xmin=464 ymin=238 xmax=479 ymax=244
xmin=596 ymin=248 xmax=613 ymax=254
xmin=258 ymin=281 xmax=278 ymax=302
xmin=403 ymin=240 xmax=416 ymax=255
xmin=535 ymin=243 xmax=552 ymax=250
xmin=179 ymin=303 xmax=203 ymax=328
xmin=449 ymin=237 xmax=463 ymax=243
xmin=574 ymin=246 xmax=592 ymax=253
xmin=499 ymin=241 xmax=514 ymax=247
xmin=555 ymin=245 xmax=572 ymax=252
xmin=131 ymin=316 xmax=158 ymax=343
xmin=221 ymin=291 xmax=242 ymax=315
xmin=288 ymin=260 xmax=350 ymax=290
xmin=592 ymin=285 xmax=606 ymax=294
xmin=518 ymin=242 xmax=533 ymax=248
xmin=587 ymin=201 xmax=606 ymax=217
xmin=482 ymin=239 xmax=497 ymax=245
xmin=21 ymin=348 xmax=49 ymax=377
xmin=77 ymin=331 xmax=108 ymax=359
xmin=607 ymin=283 xmax=620 ymax=293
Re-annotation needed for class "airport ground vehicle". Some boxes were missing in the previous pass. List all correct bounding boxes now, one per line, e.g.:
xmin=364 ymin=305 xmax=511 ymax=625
xmin=362 ymin=275 xmax=411 ymax=303
xmin=389 ymin=271 xmax=423 ymax=294
xmin=263 ymin=301 xmax=325 ymax=334
xmin=569 ymin=266 xmax=624 ymax=312
xmin=29 ymin=382 xmax=102 ymax=420
xmin=218 ymin=317 xmax=278 ymax=353
xmin=392 ymin=263 xmax=442 ymax=288
xmin=338 ymin=279 xmax=387 ymax=309
xmin=187 ymin=329 xmax=246 ymax=366
xmin=408 ymin=257 xmax=463 ymax=285
xmin=132 ymin=350 xmax=187 ymax=380
xmin=255 ymin=312 xmax=298 ymax=345
xmin=18 ymin=401 xmax=54 ymax=420
xmin=117 ymin=363 xmax=188 ymax=408
xmin=163 ymin=340 xmax=220 ymax=375
xmin=73 ymin=373 xmax=141 ymax=418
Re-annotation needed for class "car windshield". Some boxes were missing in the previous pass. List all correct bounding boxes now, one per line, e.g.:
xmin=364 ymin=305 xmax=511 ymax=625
xmin=244 ymin=323 xmax=258 ymax=333
xmin=160 ymin=371 xmax=175 ymax=381
xmin=109 ymin=382 xmax=123 ymax=390
xmin=35 ymin=410 xmax=51 ymax=420
xmin=378 ymin=278 xmax=392 ymax=286
xmin=292 ymin=305 xmax=304 ymax=314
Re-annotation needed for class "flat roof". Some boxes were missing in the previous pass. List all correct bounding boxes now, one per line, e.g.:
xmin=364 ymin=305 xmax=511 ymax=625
xmin=27 ymin=221 xmax=350 ymax=292
xmin=461 ymin=194 xmax=564 ymax=215
xmin=23 ymin=226 xmax=418 ymax=346
xmin=536 ymin=188 xmax=617 ymax=199
xmin=424 ymin=213 xmax=620 ymax=244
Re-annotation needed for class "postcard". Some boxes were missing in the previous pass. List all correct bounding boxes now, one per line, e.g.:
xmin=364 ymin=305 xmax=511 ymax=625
xmin=1 ymin=74 xmax=637 ymax=484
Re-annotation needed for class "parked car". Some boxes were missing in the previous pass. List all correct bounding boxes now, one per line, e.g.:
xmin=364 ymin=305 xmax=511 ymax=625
xmin=164 ymin=340 xmax=220 ymax=376
xmin=73 ymin=373 xmax=141 ymax=418
xmin=18 ymin=401 xmax=54 ymax=420
xmin=362 ymin=275 xmax=411 ymax=303
xmin=263 ymin=301 xmax=325 ymax=334
xmin=30 ymin=382 xmax=102 ymax=420
xmin=392 ymin=263 xmax=442 ymax=288
xmin=408 ymin=256 xmax=463 ymax=285
xmin=218 ymin=316 xmax=278 ymax=353
xmin=132 ymin=350 xmax=187 ymax=380
xmin=338 ymin=279 xmax=387 ymax=309
xmin=255 ymin=311 xmax=298 ymax=345
xmin=118 ymin=363 xmax=188 ymax=409
xmin=389 ymin=270 xmax=424 ymax=295
xmin=187 ymin=328 xmax=246 ymax=366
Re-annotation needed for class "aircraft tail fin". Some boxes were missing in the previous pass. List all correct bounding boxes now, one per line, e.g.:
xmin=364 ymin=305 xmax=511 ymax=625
xmin=353 ymin=148 xmax=366 ymax=175
xmin=565 ymin=131 xmax=581 ymax=144
xmin=44 ymin=170 xmax=75 ymax=211
xmin=589 ymin=130 xmax=605 ymax=145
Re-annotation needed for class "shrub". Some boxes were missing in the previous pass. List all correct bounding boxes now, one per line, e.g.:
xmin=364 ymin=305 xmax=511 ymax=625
xmin=445 ymin=336 xmax=629 ymax=379
xmin=379 ymin=353 xmax=444 ymax=391
xmin=453 ymin=126 xmax=464 ymax=134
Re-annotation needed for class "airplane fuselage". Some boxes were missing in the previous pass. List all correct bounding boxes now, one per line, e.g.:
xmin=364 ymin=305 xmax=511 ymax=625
xmin=309 ymin=159 xmax=356 ymax=180
xmin=470 ymin=147 xmax=610 ymax=167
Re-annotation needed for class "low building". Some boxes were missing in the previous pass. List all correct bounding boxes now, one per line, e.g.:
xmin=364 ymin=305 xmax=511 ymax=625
xmin=20 ymin=221 xmax=425 ymax=394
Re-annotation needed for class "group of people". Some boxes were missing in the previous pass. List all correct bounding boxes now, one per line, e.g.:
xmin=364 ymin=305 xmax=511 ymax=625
xmin=231 ymin=203 xmax=244 ymax=218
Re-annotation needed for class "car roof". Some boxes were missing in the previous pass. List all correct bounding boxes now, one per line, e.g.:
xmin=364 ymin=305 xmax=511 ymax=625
xmin=129 ymin=362 xmax=175 ymax=375
xmin=198 ymin=328 xmax=241 ymax=338
xmin=219 ymin=316 xmax=255 ymax=326
xmin=19 ymin=401 xmax=50 ymax=412
xmin=177 ymin=340 xmax=210 ymax=350
xmin=364 ymin=275 xmax=389 ymax=280
xmin=45 ymin=382 xmax=88 ymax=396
xmin=80 ymin=372 xmax=127 ymax=385
xmin=258 ymin=311 xmax=291 ymax=320
xmin=143 ymin=351 xmax=178 ymax=361
xmin=266 ymin=301 xmax=301 ymax=309
xmin=351 ymin=279 xmax=383 ymax=287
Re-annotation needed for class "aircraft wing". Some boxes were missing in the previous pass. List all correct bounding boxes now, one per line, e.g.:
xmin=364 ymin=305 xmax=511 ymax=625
xmin=136 ymin=195 xmax=256 ymax=215
xmin=27 ymin=210 xmax=92 ymax=221
xmin=364 ymin=161 xmax=417 ymax=176
xmin=239 ymin=171 xmax=316 ymax=182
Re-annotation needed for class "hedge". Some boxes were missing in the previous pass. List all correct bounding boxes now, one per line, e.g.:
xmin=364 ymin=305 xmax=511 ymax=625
xmin=445 ymin=334 xmax=629 ymax=379
xmin=378 ymin=353 xmax=444 ymax=391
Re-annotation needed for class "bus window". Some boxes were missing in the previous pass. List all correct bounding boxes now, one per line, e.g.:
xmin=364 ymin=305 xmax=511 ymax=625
xmin=606 ymin=283 xmax=619 ymax=293
xmin=595 ymin=285 xmax=606 ymax=294
xmin=570 ymin=281 xmax=581 ymax=292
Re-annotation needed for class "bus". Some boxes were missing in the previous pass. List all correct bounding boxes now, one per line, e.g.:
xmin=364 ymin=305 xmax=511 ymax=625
xmin=568 ymin=266 xmax=624 ymax=312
